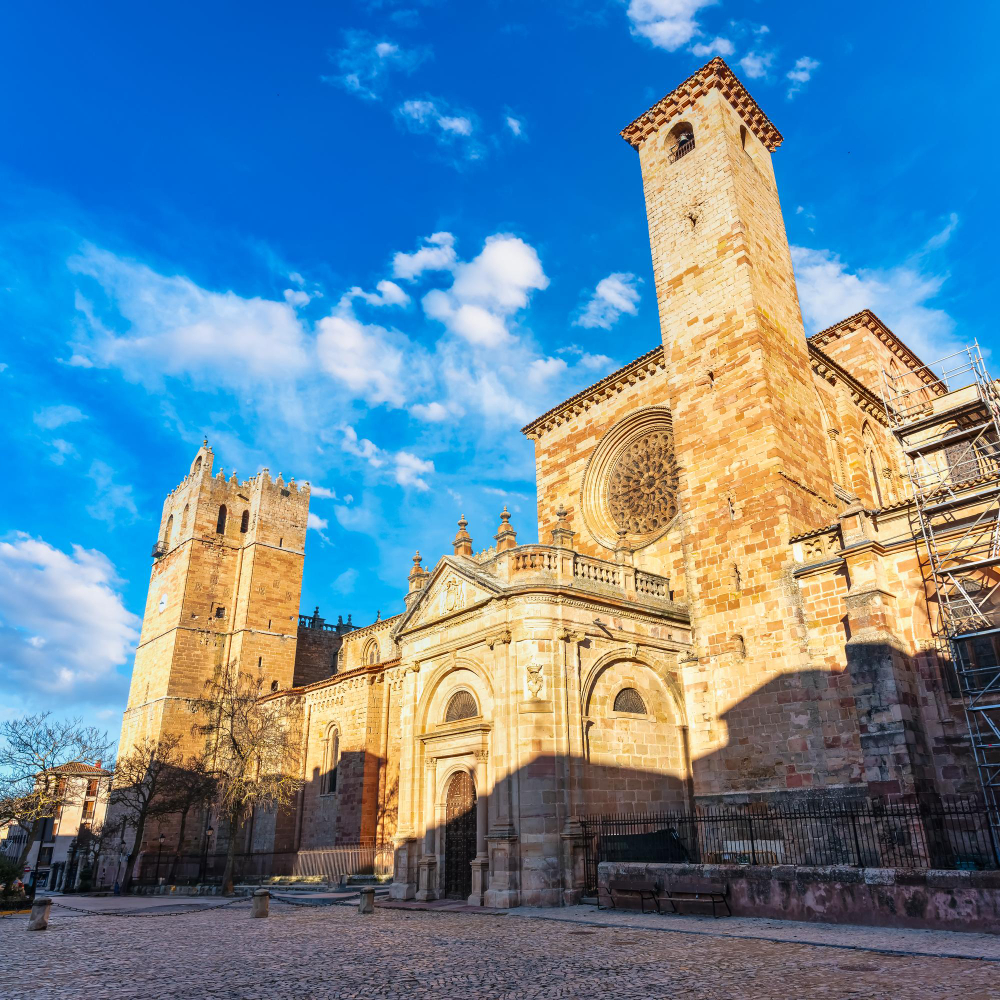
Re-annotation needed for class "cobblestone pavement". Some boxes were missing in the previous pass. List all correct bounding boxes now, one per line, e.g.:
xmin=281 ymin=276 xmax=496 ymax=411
xmin=4 ymin=899 xmax=999 ymax=1000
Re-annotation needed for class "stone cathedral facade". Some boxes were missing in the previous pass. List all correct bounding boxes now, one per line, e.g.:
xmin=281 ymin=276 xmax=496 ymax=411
xmin=118 ymin=59 xmax=977 ymax=906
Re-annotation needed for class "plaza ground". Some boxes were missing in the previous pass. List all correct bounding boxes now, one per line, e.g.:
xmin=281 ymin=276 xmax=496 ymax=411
xmin=3 ymin=894 xmax=999 ymax=1000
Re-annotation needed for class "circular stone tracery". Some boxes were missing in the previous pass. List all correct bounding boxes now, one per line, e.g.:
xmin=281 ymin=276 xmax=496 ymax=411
xmin=607 ymin=430 xmax=679 ymax=535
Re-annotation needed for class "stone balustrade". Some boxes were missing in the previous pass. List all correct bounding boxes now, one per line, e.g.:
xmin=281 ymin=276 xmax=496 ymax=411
xmin=475 ymin=543 xmax=675 ymax=609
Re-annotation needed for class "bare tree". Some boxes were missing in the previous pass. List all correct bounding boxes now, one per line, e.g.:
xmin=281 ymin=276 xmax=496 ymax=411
xmin=111 ymin=735 xmax=188 ymax=891
xmin=193 ymin=664 xmax=302 ymax=894
xmin=162 ymin=755 xmax=215 ymax=884
xmin=0 ymin=713 xmax=111 ymax=868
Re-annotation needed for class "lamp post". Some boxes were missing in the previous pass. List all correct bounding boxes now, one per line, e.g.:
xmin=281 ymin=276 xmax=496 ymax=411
xmin=199 ymin=825 xmax=214 ymax=884
xmin=114 ymin=840 xmax=126 ymax=894
xmin=156 ymin=833 xmax=165 ymax=885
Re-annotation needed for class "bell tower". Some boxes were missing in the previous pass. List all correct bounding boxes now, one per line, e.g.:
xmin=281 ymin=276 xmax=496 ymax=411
xmin=624 ymin=60 xmax=840 ymax=794
xmin=118 ymin=441 xmax=310 ymax=759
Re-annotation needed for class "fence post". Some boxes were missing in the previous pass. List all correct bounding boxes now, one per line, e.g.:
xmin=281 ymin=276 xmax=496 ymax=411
xmin=849 ymin=808 xmax=864 ymax=867
xmin=251 ymin=889 xmax=270 ymax=918
xmin=746 ymin=810 xmax=758 ymax=866
xmin=27 ymin=897 xmax=52 ymax=931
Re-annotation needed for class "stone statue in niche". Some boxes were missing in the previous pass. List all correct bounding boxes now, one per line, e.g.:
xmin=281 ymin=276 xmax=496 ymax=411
xmin=526 ymin=662 xmax=544 ymax=700
xmin=444 ymin=577 xmax=466 ymax=612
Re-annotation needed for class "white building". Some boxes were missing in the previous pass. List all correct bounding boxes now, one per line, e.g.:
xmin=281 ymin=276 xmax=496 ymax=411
xmin=24 ymin=762 xmax=112 ymax=892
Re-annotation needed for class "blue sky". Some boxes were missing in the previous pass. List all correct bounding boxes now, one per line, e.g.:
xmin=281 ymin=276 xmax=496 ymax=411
xmin=1 ymin=0 xmax=996 ymax=734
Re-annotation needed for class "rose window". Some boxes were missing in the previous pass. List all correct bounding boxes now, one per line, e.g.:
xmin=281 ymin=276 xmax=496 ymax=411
xmin=606 ymin=430 xmax=679 ymax=535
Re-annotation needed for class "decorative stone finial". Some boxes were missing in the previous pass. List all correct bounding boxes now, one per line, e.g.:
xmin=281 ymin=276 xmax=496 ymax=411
xmin=494 ymin=506 xmax=517 ymax=551
xmin=550 ymin=504 xmax=575 ymax=549
xmin=408 ymin=550 xmax=430 ymax=593
xmin=453 ymin=514 xmax=473 ymax=557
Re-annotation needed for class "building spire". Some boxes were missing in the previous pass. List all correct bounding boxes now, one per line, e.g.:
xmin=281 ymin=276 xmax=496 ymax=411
xmin=453 ymin=515 xmax=473 ymax=556
xmin=494 ymin=506 xmax=517 ymax=551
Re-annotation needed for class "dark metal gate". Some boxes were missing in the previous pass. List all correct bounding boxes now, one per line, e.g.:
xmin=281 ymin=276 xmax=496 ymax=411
xmin=444 ymin=771 xmax=476 ymax=899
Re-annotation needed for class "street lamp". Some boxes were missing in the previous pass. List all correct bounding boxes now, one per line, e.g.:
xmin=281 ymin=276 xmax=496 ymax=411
xmin=199 ymin=824 xmax=214 ymax=885
xmin=156 ymin=833 xmax=165 ymax=885
xmin=114 ymin=840 xmax=126 ymax=894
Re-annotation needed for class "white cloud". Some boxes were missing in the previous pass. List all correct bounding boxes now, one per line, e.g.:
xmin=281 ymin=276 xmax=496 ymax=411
xmin=925 ymin=213 xmax=959 ymax=252
xmin=69 ymin=245 xmax=310 ymax=389
xmin=392 ymin=232 xmax=458 ymax=281
xmin=410 ymin=401 xmax=449 ymax=422
xmin=791 ymin=244 xmax=960 ymax=362
xmin=739 ymin=50 xmax=774 ymax=79
xmin=786 ymin=56 xmax=820 ymax=98
xmin=422 ymin=234 xmax=548 ymax=347
xmin=336 ymin=425 xmax=434 ymax=491
xmin=326 ymin=30 xmax=426 ymax=101
xmin=333 ymin=568 xmax=358 ymax=594
xmin=626 ymin=0 xmax=718 ymax=51
xmin=307 ymin=512 xmax=329 ymax=531
xmin=574 ymin=272 xmax=642 ymax=329
xmin=690 ymin=36 xmax=734 ymax=57
xmin=49 ymin=439 xmax=77 ymax=465
xmin=0 ymin=363 xmax=8 ymax=373
xmin=283 ymin=288 xmax=311 ymax=307
xmin=396 ymin=98 xmax=481 ymax=157
xmin=33 ymin=404 xmax=87 ymax=430
xmin=338 ymin=279 xmax=410 ymax=309
xmin=309 ymin=484 xmax=337 ymax=499
xmin=394 ymin=451 xmax=434 ymax=491
xmin=87 ymin=460 xmax=138 ymax=526
xmin=0 ymin=534 xmax=139 ymax=700
xmin=505 ymin=116 xmax=523 ymax=137
xmin=315 ymin=313 xmax=413 ymax=406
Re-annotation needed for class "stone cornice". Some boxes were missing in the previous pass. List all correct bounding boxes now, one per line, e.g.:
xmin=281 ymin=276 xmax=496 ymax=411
xmin=521 ymin=346 xmax=665 ymax=440
xmin=620 ymin=57 xmax=782 ymax=153
xmin=808 ymin=342 xmax=892 ymax=425
xmin=808 ymin=309 xmax=946 ymax=396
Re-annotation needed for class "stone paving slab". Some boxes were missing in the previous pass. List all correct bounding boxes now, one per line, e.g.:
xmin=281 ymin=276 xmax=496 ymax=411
xmin=377 ymin=898 xmax=507 ymax=915
xmin=510 ymin=905 xmax=1000 ymax=962
xmin=4 ymin=899 xmax=999 ymax=999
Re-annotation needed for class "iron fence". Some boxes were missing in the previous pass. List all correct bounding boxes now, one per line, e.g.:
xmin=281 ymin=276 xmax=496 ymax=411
xmin=581 ymin=798 xmax=999 ymax=895
xmin=292 ymin=842 xmax=394 ymax=879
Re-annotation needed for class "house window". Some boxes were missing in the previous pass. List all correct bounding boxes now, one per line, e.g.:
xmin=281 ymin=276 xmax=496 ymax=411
xmin=82 ymin=799 xmax=95 ymax=820
xmin=240 ymin=510 xmax=250 ymax=533
xmin=215 ymin=607 xmax=226 ymax=619
xmin=364 ymin=639 xmax=380 ymax=665
xmin=323 ymin=729 xmax=339 ymax=795
xmin=445 ymin=690 xmax=478 ymax=723
xmin=613 ymin=688 xmax=647 ymax=715
xmin=86 ymin=779 xmax=99 ymax=797
xmin=216 ymin=505 xmax=227 ymax=534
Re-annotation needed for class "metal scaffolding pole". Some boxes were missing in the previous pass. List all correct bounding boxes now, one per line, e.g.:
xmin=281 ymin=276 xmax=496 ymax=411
xmin=881 ymin=342 xmax=1000 ymax=849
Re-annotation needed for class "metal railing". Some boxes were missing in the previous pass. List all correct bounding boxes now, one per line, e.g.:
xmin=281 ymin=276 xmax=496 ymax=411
xmin=669 ymin=136 xmax=695 ymax=162
xmin=292 ymin=842 xmax=394 ymax=879
xmin=581 ymin=799 xmax=998 ymax=895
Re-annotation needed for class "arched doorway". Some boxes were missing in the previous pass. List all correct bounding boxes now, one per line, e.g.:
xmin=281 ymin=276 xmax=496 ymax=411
xmin=443 ymin=771 xmax=476 ymax=899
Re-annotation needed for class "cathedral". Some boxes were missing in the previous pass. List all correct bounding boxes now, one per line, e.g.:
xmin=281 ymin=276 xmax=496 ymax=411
xmin=116 ymin=58 xmax=980 ymax=906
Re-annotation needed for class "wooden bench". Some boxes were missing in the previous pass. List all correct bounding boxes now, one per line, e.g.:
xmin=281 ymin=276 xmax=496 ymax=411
xmin=660 ymin=877 xmax=730 ymax=918
xmin=597 ymin=878 xmax=661 ymax=913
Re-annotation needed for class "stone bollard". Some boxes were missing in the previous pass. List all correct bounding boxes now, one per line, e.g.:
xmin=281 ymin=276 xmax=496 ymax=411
xmin=358 ymin=887 xmax=375 ymax=914
xmin=251 ymin=888 xmax=270 ymax=918
xmin=27 ymin=897 xmax=52 ymax=931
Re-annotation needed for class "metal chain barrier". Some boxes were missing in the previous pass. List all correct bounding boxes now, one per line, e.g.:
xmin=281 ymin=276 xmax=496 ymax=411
xmin=269 ymin=893 xmax=357 ymax=907
xmin=47 ymin=895 xmax=253 ymax=918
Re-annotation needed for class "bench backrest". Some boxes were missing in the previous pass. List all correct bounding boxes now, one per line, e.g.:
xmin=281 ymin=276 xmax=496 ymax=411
xmin=608 ymin=878 xmax=658 ymax=892
xmin=665 ymin=878 xmax=727 ymax=894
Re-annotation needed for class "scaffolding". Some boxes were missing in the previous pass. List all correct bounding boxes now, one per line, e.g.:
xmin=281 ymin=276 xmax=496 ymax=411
xmin=881 ymin=343 xmax=1000 ymax=843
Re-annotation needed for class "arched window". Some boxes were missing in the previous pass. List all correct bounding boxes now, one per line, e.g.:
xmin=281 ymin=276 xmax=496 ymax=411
xmin=613 ymin=688 xmax=647 ymax=715
xmin=193 ymin=456 xmax=202 ymax=476
xmin=164 ymin=515 xmax=173 ymax=545
xmin=668 ymin=121 xmax=695 ymax=162
xmin=322 ymin=728 xmax=339 ymax=795
xmin=364 ymin=639 xmax=380 ymax=665
xmin=240 ymin=510 xmax=249 ymax=533
xmin=182 ymin=504 xmax=189 ymax=533
xmin=861 ymin=424 xmax=886 ymax=508
xmin=445 ymin=690 xmax=479 ymax=723
xmin=216 ymin=505 xmax=227 ymax=534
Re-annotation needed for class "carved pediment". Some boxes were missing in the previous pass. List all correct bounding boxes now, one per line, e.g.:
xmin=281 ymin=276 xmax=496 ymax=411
xmin=396 ymin=558 xmax=500 ymax=634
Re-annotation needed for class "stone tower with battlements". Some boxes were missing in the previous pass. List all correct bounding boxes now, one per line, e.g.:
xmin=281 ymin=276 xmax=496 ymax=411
xmin=118 ymin=441 xmax=310 ymax=760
